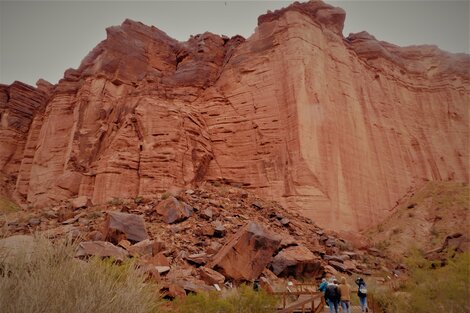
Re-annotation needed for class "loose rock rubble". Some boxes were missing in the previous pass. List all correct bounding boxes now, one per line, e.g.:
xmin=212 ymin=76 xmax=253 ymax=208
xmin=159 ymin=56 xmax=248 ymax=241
xmin=1 ymin=183 xmax=397 ymax=297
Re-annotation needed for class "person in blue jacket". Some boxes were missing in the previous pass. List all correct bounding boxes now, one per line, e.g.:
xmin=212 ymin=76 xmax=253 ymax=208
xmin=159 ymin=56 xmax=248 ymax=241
xmin=318 ymin=278 xmax=328 ymax=293
xmin=355 ymin=277 xmax=368 ymax=312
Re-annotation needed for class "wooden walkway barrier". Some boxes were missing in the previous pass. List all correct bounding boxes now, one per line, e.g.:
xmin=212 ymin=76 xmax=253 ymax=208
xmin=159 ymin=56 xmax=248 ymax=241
xmin=270 ymin=290 xmax=324 ymax=313
xmin=270 ymin=286 xmax=381 ymax=313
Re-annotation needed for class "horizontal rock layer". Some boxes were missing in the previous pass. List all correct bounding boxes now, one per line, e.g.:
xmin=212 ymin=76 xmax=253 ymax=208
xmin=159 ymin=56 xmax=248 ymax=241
xmin=0 ymin=0 xmax=468 ymax=231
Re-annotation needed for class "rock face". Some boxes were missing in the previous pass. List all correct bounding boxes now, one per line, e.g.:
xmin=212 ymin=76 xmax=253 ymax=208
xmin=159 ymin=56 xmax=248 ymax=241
xmin=0 ymin=1 xmax=468 ymax=231
xmin=208 ymin=222 xmax=281 ymax=282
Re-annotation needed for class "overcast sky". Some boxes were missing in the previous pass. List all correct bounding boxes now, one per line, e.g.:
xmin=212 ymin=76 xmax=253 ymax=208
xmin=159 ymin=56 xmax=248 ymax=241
xmin=1 ymin=0 xmax=469 ymax=86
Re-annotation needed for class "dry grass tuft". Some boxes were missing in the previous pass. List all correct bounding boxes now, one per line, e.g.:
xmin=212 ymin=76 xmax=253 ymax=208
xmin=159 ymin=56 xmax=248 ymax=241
xmin=0 ymin=236 xmax=162 ymax=313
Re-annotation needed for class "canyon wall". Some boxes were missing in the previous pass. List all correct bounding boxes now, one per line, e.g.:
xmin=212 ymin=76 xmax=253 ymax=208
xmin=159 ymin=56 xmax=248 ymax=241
xmin=1 ymin=1 xmax=468 ymax=231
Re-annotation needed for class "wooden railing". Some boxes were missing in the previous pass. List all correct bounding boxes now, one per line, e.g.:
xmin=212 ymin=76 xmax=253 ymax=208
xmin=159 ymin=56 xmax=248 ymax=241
xmin=270 ymin=290 xmax=324 ymax=313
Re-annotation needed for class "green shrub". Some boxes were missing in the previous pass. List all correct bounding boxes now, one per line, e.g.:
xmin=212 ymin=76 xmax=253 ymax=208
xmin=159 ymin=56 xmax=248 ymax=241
xmin=174 ymin=284 xmax=278 ymax=313
xmin=135 ymin=196 xmax=145 ymax=204
xmin=372 ymin=252 xmax=470 ymax=313
xmin=225 ymin=284 xmax=278 ymax=312
xmin=0 ymin=196 xmax=21 ymax=213
xmin=108 ymin=197 xmax=124 ymax=206
xmin=174 ymin=291 xmax=231 ymax=313
xmin=161 ymin=192 xmax=172 ymax=200
xmin=0 ymin=236 xmax=161 ymax=313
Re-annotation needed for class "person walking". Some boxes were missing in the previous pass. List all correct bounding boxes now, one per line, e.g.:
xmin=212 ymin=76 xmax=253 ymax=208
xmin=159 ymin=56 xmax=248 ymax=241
xmin=338 ymin=276 xmax=351 ymax=313
xmin=318 ymin=278 xmax=328 ymax=293
xmin=324 ymin=277 xmax=341 ymax=313
xmin=355 ymin=277 xmax=368 ymax=312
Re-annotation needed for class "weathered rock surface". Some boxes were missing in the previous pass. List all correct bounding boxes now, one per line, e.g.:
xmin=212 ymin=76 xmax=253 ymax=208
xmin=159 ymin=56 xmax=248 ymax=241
xmin=208 ymin=222 xmax=281 ymax=281
xmin=1 ymin=183 xmax=396 ymax=295
xmin=156 ymin=196 xmax=193 ymax=224
xmin=198 ymin=266 xmax=225 ymax=285
xmin=76 ymin=241 xmax=129 ymax=261
xmin=271 ymin=245 xmax=323 ymax=278
xmin=70 ymin=196 xmax=91 ymax=210
xmin=104 ymin=211 xmax=148 ymax=242
xmin=0 ymin=1 xmax=468 ymax=232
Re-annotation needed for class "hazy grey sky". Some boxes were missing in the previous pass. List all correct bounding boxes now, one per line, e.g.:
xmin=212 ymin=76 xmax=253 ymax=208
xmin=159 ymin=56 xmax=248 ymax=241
xmin=1 ymin=1 xmax=469 ymax=86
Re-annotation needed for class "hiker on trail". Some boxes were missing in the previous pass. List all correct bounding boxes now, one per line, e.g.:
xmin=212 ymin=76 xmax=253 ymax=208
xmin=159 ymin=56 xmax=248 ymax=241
xmin=338 ymin=276 xmax=351 ymax=313
xmin=355 ymin=277 xmax=368 ymax=312
xmin=253 ymin=279 xmax=260 ymax=291
xmin=324 ymin=277 xmax=341 ymax=313
xmin=318 ymin=278 xmax=328 ymax=293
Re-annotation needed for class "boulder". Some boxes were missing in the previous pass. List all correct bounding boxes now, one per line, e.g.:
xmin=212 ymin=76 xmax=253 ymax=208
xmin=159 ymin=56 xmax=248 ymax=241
xmin=198 ymin=266 xmax=225 ymax=285
xmin=279 ymin=234 xmax=297 ymax=248
xmin=208 ymin=222 xmax=281 ymax=281
xmin=104 ymin=211 xmax=148 ymax=243
xmin=156 ymin=196 xmax=193 ymax=224
xmin=76 ymin=241 xmax=129 ymax=261
xmin=139 ymin=252 xmax=171 ymax=267
xmin=167 ymin=284 xmax=186 ymax=298
xmin=186 ymin=252 xmax=208 ymax=265
xmin=71 ymin=196 xmax=92 ymax=209
xmin=200 ymin=208 xmax=213 ymax=220
xmin=324 ymin=255 xmax=344 ymax=263
xmin=128 ymin=239 xmax=160 ymax=256
xmin=86 ymin=230 xmax=105 ymax=241
xmin=337 ymin=230 xmax=371 ymax=250
xmin=155 ymin=266 xmax=171 ymax=274
xmin=213 ymin=221 xmax=226 ymax=237
xmin=271 ymin=245 xmax=323 ymax=278
xmin=328 ymin=260 xmax=348 ymax=273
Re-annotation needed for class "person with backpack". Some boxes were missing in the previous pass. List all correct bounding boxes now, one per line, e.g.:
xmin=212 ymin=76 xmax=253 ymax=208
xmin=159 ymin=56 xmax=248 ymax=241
xmin=355 ymin=277 xmax=368 ymax=312
xmin=338 ymin=276 xmax=351 ymax=313
xmin=324 ymin=277 xmax=341 ymax=313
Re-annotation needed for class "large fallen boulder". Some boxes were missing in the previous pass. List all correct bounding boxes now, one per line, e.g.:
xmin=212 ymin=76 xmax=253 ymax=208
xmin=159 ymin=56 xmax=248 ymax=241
xmin=104 ymin=211 xmax=148 ymax=243
xmin=271 ymin=245 xmax=323 ymax=278
xmin=208 ymin=222 xmax=281 ymax=281
xmin=76 ymin=241 xmax=129 ymax=261
xmin=156 ymin=196 xmax=193 ymax=224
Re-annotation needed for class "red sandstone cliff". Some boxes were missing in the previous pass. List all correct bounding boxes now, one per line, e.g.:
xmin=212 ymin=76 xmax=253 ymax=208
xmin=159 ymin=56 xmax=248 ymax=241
xmin=0 ymin=1 xmax=468 ymax=231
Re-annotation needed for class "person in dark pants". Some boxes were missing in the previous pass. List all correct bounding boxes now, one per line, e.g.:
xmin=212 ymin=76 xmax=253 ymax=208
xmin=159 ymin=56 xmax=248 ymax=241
xmin=324 ymin=277 xmax=341 ymax=313
xmin=355 ymin=277 xmax=368 ymax=312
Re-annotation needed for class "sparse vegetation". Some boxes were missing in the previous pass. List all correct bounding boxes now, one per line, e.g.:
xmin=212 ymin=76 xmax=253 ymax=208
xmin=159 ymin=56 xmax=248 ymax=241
xmin=0 ymin=236 xmax=162 ymax=313
xmin=0 ymin=196 xmax=21 ymax=213
xmin=173 ymin=284 xmax=278 ymax=313
xmin=368 ymin=182 xmax=469 ymax=258
xmin=161 ymin=192 xmax=172 ymax=200
xmin=371 ymin=252 xmax=470 ymax=313
xmin=135 ymin=196 xmax=145 ymax=204
xmin=376 ymin=239 xmax=391 ymax=250
xmin=108 ymin=197 xmax=124 ymax=206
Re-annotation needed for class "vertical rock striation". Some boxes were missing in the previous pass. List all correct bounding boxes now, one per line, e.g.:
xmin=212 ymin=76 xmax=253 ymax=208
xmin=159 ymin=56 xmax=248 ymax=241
xmin=1 ymin=1 xmax=468 ymax=231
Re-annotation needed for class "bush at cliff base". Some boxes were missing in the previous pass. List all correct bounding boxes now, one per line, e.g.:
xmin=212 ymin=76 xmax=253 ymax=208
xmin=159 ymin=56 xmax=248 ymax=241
xmin=372 ymin=251 xmax=470 ymax=313
xmin=0 ymin=236 xmax=162 ymax=313
xmin=173 ymin=284 xmax=278 ymax=313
